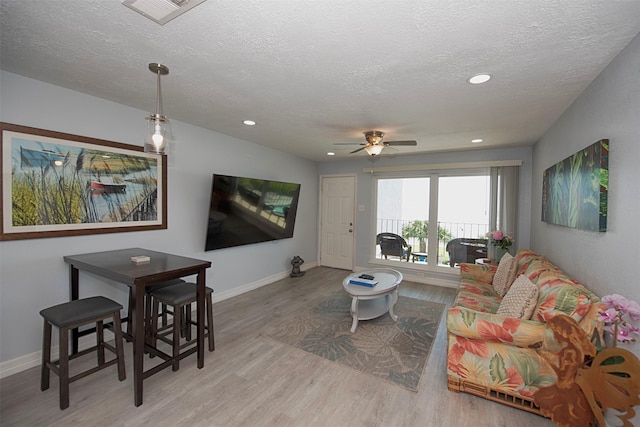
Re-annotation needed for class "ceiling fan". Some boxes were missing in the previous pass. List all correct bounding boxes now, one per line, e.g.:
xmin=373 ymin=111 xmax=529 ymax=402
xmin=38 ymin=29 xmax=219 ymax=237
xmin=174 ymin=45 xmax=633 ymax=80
xmin=335 ymin=131 xmax=417 ymax=156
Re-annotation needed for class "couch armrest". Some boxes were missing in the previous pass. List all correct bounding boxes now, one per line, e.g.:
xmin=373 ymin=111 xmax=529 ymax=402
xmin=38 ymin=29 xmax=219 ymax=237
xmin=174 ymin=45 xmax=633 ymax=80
xmin=447 ymin=307 xmax=552 ymax=349
xmin=459 ymin=263 xmax=498 ymax=286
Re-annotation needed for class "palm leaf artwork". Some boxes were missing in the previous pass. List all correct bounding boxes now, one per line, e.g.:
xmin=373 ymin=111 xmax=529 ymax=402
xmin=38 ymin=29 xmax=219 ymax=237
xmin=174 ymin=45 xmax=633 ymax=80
xmin=568 ymin=150 xmax=583 ymax=228
xmin=541 ymin=139 xmax=608 ymax=232
xmin=549 ymin=162 xmax=568 ymax=226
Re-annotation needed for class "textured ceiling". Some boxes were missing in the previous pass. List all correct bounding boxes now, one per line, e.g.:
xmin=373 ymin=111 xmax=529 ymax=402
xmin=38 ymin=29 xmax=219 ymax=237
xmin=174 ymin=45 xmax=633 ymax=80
xmin=1 ymin=1 xmax=639 ymax=162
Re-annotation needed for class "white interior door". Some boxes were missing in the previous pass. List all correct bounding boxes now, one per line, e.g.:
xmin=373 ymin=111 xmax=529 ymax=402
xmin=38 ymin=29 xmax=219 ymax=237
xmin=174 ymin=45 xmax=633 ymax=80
xmin=320 ymin=175 xmax=355 ymax=270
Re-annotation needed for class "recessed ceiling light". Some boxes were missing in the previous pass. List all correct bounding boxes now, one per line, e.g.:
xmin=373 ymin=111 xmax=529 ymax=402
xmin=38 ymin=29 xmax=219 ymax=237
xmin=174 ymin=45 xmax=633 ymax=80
xmin=243 ymin=120 xmax=256 ymax=126
xmin=468 ymin=74 xmax=491 ymax=85
xmin=472 ymin=138 xmax=484 ymax=143
xmin=327 ymin=152 xmax=335 ymax=156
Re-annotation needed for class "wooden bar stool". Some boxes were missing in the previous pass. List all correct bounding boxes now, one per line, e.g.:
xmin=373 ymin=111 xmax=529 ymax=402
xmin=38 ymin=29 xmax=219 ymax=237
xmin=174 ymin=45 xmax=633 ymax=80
xmin=149 ymin=282 xmax=215 ymax=371
xmin=40 ymin=296 xmax=126 ymax=410
xmin=125 ymin=278 xmax=187 ymax=342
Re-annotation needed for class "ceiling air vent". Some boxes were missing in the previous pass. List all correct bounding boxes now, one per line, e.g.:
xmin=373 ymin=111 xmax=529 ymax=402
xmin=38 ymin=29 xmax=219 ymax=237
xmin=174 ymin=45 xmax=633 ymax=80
xmin=122 ymin=0 xmax=207 ymax=25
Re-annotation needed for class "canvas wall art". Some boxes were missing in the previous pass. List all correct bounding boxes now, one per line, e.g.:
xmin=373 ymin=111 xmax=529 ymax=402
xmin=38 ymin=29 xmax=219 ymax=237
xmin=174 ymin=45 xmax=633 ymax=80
xmin=541 ymin=139 xmax=608 ymax=232
xmin=1 ymin=123 xmax=167 ymax=240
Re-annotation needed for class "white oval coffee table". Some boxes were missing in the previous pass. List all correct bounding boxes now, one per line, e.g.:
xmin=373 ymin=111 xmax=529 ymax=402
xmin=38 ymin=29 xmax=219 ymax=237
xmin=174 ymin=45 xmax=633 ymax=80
xmin=342 ymin=268 xmax=403 ymax=333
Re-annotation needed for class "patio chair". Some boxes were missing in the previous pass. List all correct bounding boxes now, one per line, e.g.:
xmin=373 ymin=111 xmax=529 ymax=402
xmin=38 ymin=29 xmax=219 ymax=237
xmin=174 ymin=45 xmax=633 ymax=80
xmin=445 ymin=238 xmax=488 ymax=267
xmin=376 ymin=233 xmax=412 ymax=261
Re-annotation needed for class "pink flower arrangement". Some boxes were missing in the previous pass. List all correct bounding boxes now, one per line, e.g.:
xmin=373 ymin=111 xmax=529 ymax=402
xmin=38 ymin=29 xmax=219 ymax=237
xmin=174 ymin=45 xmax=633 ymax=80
xmin=486 ymin=230 xmax=513 ymax=250
xmin=598 ymin=293 xmax=640 ymax=346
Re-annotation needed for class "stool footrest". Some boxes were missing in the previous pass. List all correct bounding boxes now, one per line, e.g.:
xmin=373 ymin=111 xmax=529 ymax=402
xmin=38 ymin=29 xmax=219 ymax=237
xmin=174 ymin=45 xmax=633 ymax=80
xmin=69 ymin=359 xmax=121 ymax=383
xmin=143 ymin=347 xmax=198 ymax=380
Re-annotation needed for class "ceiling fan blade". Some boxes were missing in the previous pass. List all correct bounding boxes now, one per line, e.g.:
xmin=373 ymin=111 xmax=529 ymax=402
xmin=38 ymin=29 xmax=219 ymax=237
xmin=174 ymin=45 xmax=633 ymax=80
xmin=384 ymin=140 xmax=417 ymax=146
xmin=334 ymin=142 xmax=364 ymax=146
xmin=349 ymin=146 xmax=367 ymax=154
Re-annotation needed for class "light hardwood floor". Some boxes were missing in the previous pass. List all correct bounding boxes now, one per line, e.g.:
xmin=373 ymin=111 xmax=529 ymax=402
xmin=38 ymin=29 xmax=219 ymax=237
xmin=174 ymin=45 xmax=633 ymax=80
xmin=0 ymin=267 xmax=552 ymax=426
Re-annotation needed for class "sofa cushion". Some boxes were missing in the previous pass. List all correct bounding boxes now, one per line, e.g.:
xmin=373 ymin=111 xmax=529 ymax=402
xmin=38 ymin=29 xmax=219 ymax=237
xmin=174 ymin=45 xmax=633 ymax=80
xmin=533 ymin=271 xmax=593 ymax=322
xmin=455 ymin=280 xmax=502 ymax=313
xmin=497 ymin=275 xmax=539 ymax=319
xmin=515 ymin=249 xmax=548 ymax=277
xmin=492 ymin=252 xmax=518 ymax=297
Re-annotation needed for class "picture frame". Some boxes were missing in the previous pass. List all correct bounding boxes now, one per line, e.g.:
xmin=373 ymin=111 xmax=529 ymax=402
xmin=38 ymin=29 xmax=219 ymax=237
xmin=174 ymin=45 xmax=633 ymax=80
xmin=1 ymin=122 xmax=167 ymax=241
xmin=541 ymin=139 xmax=608 ymax=232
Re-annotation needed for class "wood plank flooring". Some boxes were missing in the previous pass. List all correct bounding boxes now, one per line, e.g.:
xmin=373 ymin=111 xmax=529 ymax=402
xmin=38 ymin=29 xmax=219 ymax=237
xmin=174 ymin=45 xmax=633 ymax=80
xmin=0 ymin=267 xmax=552 ymax=426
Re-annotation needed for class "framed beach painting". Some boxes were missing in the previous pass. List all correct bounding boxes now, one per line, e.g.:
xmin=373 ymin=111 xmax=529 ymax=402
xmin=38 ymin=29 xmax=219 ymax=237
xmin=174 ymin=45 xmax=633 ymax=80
xmin=541 ymin=139 xmax=608 ymax=232
xmin=0 ymin=123 xmax=167 ymax=241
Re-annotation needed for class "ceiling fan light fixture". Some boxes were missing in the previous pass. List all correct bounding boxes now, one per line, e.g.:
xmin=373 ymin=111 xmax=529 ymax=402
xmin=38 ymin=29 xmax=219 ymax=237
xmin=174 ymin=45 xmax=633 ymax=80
xmin=364 ymin=144 xmax=384 ymax=156
xmin=144 ymin=63 xmax=170 ymax=155
xmin=472 ymin=138 xmax=484 ymax=143
xmin=364 ymin=130 xmax=384 ymax=145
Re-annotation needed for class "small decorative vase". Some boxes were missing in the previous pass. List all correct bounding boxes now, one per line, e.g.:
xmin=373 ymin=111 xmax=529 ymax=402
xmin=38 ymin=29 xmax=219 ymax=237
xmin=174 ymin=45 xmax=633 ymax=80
xmin=488 ymin=244 xmax=496 ymax=260
xmin=495 ymin=247 xmax=509 ymax=262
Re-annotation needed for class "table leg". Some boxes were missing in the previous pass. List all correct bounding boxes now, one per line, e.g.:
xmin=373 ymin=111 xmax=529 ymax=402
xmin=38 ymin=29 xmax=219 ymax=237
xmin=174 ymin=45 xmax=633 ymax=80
xmin=389 ymin=289 xmax=399 ymax=322
xmin=196 ymin=269 xmax=205 ymax=369
xmin=350 ymin=297 xmax=359 ymax=333
xmin=69 ymin=265 xmax=79 ymax=354
xmin=133 ymin=283 xmax=145 ymax=406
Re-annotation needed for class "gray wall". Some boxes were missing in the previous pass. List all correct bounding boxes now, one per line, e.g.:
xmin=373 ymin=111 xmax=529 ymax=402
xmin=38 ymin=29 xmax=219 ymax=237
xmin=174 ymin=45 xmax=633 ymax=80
xmin=318 ymin=146 xmax=533 ymax=284
xmin=0 ymin=71 xmax=319 ymax=365
xmin=531 ymin=34 xmax=640 ymax=357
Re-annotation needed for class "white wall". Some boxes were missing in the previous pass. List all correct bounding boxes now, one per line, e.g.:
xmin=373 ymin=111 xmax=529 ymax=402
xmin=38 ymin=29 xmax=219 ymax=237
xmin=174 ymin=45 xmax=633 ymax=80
xmin=0 ymin=71 xmax=319 ymax=366
xmin=531 ymin=34 xmax=640 ymax=357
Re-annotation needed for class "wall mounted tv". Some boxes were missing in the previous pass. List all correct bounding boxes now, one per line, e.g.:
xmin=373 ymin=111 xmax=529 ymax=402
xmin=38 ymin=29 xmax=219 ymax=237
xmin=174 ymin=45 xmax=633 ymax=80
xmin=204 ymin=174 xmax=301 ymax=251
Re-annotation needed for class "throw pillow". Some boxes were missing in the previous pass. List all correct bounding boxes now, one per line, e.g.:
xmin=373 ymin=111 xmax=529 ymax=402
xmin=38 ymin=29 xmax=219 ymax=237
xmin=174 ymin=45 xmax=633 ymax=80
xmin=497 ymin=275 xmax=539 ymax=319
xmin=492 ymin=252 xmax=518 ymax=297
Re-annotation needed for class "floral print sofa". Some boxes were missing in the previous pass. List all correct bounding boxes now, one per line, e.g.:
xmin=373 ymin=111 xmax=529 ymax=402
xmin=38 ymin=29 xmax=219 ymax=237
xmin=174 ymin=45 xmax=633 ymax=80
xmin=446 ymin=249 xmax=603 ymax=415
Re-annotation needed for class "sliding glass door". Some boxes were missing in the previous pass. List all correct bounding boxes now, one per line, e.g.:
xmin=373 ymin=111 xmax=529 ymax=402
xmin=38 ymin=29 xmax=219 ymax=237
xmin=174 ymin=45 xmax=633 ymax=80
xmin=374 ymin=166 xmax=518 ymax=269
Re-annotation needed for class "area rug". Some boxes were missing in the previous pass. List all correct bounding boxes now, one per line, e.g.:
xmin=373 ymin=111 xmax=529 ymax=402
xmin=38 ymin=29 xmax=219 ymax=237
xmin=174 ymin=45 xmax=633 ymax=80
xmin=267 ymin=291 xmax=445 ymax=391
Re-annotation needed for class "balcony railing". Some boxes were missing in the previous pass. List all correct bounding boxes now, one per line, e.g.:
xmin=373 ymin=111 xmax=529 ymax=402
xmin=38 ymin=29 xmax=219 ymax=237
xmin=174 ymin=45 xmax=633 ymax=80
xmin=376 ymin=218 xmax=490 ymax=265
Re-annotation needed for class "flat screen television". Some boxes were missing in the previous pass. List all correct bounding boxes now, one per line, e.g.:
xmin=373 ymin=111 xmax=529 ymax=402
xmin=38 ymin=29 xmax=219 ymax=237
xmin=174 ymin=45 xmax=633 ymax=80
xmin=204 ymin=174 xmax=301 ymax=251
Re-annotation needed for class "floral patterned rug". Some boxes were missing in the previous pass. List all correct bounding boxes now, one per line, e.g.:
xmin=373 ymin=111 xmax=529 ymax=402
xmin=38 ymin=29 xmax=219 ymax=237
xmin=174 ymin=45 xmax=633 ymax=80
xmin=267 ymin=291 xmax=445 ymax=391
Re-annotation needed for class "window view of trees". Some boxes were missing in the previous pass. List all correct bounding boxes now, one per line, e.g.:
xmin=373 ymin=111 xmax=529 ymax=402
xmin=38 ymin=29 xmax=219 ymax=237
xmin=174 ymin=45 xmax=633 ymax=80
xmin=375 ymin=172 xmax=492 ymax=268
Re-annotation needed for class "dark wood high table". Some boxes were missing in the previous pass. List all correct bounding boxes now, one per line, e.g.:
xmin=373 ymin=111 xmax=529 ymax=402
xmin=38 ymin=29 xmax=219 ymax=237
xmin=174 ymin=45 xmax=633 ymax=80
xmin=64 ymin=248 xmax=212 ymax=407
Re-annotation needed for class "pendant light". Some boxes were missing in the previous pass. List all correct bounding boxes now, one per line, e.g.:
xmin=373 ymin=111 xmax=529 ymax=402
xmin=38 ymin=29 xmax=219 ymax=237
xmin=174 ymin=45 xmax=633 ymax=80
xmin=144 ymin=63 xmax=170 ymax=154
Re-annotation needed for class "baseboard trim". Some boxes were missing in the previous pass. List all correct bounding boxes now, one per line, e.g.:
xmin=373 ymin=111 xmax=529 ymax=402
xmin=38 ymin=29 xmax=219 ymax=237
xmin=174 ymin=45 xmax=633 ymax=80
xmin=0 ymin=333 xmax=110 ymax=379
xmin=402 ymin=273 xmax=459 ymax=289
xmin=354 ymin=266 xmax=459 ymax=289
xmin=212 ymin=261 xmax=317 ymax=303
